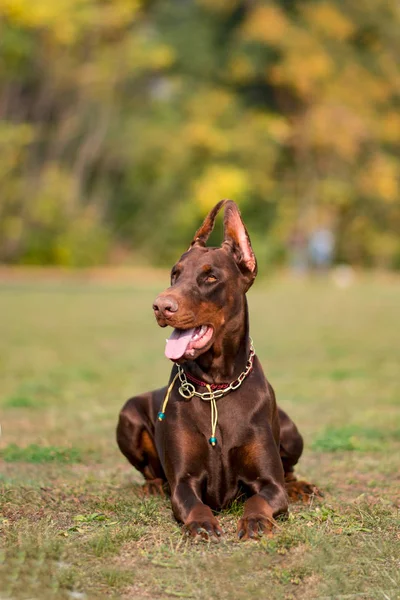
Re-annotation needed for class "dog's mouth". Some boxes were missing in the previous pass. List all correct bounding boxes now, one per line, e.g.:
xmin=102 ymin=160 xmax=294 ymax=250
xmin=165 ymin=325 xmax=214 ymax=361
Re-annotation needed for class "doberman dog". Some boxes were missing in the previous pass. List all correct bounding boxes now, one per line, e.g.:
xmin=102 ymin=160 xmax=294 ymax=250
xmin=117 ymin=200 xmax=320 ymax=541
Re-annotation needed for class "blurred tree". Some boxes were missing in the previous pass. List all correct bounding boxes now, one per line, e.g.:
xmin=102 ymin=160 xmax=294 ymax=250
xmin=0 ymin=0 xmax=399 ymax=267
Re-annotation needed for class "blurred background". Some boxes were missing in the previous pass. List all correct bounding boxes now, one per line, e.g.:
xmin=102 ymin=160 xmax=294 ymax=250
xmin=0 ymin=0 xmax=399 ymax=272
xmin=1 ymin=5 xmax=400 ymax=596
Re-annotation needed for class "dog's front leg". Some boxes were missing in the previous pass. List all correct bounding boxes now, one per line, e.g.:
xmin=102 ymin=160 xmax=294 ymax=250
xmin=237 ymin=481 xmax=288 ymax=541
xmin=171 ymin=479 xmax=223 ymax=541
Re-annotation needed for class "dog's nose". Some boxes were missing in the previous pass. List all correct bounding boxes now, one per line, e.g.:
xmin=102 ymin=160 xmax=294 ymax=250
xmin=153 ymin=295 xmax=179 ymax=317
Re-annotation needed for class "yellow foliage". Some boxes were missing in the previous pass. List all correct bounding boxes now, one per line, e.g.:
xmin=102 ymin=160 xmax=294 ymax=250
xmin=0 ymin=0 xmax=139 ymax=44
xmin=317 ymin=178 xmax=353 ymax=207
xmin=92 ymin=0 xmax=140 ymax=30
xmin=359 ymin=155 xmax=399 ymax=203
xmin=224 ymin=112 xmax=282 ymax=198
xmin=2 ymin=216 xmax=23 ymax=241
xmin=329 ymin=64 xmax=392 ymax=114
xmin=183 ymin=122 xmax=229 ymax=154
xmin=230 ymin=111 xmax=288 ymax=168
xmin=193 ymin=166 xmax=249 ymax=212
xmin=377 ymin=52 xmax=400 ymax=96
xmin=302 ymin=104 xmax=367 ymax=161
xmin=54 ymin=205 xmax=109 ymax=266
xmin=148 ymin=45 xmax=176 ymax=70
xmin=240 ymin=4 xmax=289 ymax=45
xmin=370 ymin=231 xmax=400 ymax=266
xmin=186 ymin=89 xmax=235 ymax=122
xmin=0 ymin=0 xmax=398 ymax=267
xmin=303 ymin=2 xmax=355 ymax=41
xmin=173 ymin=89 xmax=236 ymax=156
xmin=271 ymin=31 xmax=334 ymax=97
xmin=379 ymin=112 xmax=400 ymax=143
xmin=121 ymin=40 xmax=175 ymax=74
xmin=263 ymin=115 xmax=290 ymax=144
xmin=0 ymin=122 xmax=35 ymax=182
xmin=30 ymin=164 xmax=75 ymax=225
xmin=196 ymin=0 xmax=239 ymax=14
xmin=228 ymin=56 xmax=256 ymax=83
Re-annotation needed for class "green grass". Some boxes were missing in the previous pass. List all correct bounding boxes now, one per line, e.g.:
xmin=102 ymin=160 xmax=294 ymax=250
xmin=3 ymin=395 xmax=43 ymax=408
xmin=1 ymin=443 xmax=83 ymax=463
xmin=312 ymin=425 xmax=400 ymax=452
xmin=0 ymin=272 xmax=399 ymax=599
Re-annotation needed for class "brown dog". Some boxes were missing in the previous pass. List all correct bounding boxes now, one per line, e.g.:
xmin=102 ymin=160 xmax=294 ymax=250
xmin=117 ymin=200 xmax=319 ymax=540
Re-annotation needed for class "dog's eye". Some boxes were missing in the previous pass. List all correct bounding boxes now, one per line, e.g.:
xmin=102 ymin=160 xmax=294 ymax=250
xmin=171 ymin=270 xmax=180 ymax=285
xmin=205 ymin=275 xmax=217 ymax=283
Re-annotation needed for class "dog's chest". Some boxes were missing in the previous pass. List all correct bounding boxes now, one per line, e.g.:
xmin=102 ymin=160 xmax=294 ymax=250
xmin=162 ymin=384 xmax=273 ymax=509
xmin=200 ymin=444 xmax=242 ymax=509
xmin=192 ymin=402 xmax=261 ymax=509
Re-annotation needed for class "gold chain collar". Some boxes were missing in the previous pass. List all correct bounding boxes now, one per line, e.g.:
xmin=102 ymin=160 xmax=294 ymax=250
xmin=158 ymin=339 xmax=255 ymax=447
xmin=177 ymin=339 xmax=255 ymax=401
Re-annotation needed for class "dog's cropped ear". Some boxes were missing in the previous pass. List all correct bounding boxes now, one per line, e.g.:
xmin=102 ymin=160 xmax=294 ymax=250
xmin=189 ymin=199 xmax=228 ymax=249
xmin=222 ymin=200 xmax=257 ymax=289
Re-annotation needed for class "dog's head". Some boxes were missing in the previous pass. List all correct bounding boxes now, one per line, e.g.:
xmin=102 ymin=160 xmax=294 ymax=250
xmin=153 ymin=200 xmax=257 ymax=362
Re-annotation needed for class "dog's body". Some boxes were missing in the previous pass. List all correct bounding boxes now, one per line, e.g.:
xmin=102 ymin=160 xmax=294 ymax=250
xmin=117 ymin=200 xmax=318 ymax=540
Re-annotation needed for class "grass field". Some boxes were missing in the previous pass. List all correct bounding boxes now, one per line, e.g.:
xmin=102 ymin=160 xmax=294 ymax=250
xmin=1 ymin=272 xmax=399 ymax=600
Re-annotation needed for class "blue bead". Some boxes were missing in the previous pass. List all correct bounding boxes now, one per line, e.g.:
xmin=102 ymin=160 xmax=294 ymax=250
xmin=209 ymin=436 xmax=217 ymax=446
xmin=158 ymin=412 xmax=165 ymax=421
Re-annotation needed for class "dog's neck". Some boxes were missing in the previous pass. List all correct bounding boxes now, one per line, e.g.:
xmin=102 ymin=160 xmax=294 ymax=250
xmin=185 ymin=299 xmax=251 ymax=384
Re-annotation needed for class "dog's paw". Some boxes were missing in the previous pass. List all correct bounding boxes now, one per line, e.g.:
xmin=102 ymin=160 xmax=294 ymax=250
xmin=142 ymin=478 xmax=167 ymax=497
xmin=285 ymin=478 xmax=323 ymax=503
xmin=185 ymin=518 xmax=223 ymax=542
xmin=237 ymin=515 xmax=274 ymax=541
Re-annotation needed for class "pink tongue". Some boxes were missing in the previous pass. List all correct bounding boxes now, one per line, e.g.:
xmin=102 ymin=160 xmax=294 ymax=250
xmin=165 ymin=328 xmax=196 ymax=360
